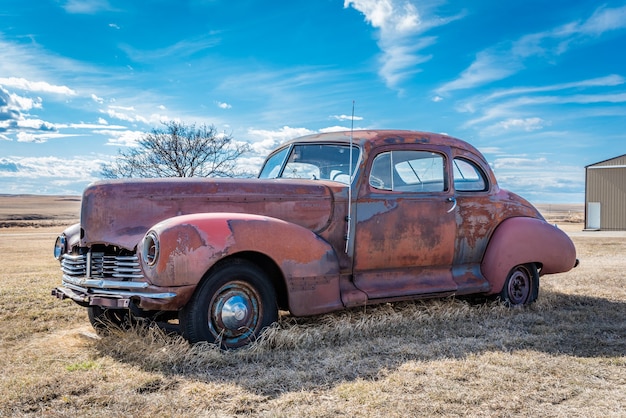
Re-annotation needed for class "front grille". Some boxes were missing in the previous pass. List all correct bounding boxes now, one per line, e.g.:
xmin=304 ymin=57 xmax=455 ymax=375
xmin=61 ymin=251 xmax=144 ymax=280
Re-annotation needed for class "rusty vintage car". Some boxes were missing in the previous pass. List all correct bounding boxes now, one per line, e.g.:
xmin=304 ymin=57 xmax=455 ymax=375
xmin=52 ymin=130 xmax=578 ymax=348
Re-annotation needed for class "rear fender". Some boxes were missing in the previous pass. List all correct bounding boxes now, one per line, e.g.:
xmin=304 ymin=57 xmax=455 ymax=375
xmin=481 ymin=217 xmax=577 ymax=295
xmin=140 ymin=213 xmax=342 ymax=316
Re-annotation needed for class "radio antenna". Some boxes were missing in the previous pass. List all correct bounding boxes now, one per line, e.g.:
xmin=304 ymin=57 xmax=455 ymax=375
xmin=345 ymin=100 xmax=355 ymax=253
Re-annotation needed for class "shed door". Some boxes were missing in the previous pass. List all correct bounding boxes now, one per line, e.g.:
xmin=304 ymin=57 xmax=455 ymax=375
xmin=587 ymin=202 xmax=601 ymax=229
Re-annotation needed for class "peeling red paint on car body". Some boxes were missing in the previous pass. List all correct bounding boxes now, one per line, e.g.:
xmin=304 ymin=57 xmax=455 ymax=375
xmin=51 ymin=130 xmax=578 ymax=347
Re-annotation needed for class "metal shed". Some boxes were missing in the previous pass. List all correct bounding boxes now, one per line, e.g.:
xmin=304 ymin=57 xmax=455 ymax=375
xmin=585 ymin=154 xmax=626 ymax=230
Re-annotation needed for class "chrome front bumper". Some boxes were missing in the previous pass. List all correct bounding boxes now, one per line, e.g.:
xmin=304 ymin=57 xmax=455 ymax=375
xmin=52 ymin=274 xmax=177 ymax=308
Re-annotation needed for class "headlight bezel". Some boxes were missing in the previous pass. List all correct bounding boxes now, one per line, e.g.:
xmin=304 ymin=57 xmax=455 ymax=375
xmin=142 ymin=231 xmax=160 ymax=267
xmin=53 ymin=234 xmax=67 ymax=260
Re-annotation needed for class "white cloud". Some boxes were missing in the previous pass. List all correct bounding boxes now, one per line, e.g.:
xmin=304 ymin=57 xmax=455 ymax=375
xmin=217 ymin=101 xmax=232 ymax=109
xmin=0 ymin=154 xmax=109 ymax=194
xmin=477 ymin=146 xmax=502 ymax=155
xmin=96 ymin=129 xmax=144 ymax=147
xmin=493 ymin=156 xmax=548 ymax=169
xmin=345 ymin=0 xmax=463 ymax=90
xmin=345 ymin=0 xmax=421 ymax=34
xmin=55 ymin=122 xmax=127 ymax=130
xmin=16 ymin=132 xmax=79 ymax=143
xmin=247 ymin=126 xmax=315 ymax=155
xmin=102 ymin=105 xmax=153 ymax=124
xmin=100 ymin=104 xmax=169 ymax=126
xmin=319 ymin=125 xmax=353 ymax=133
xmin=91 ymin=93 xmax=104 ymax=103
xmin=332 ymin=114 xmax=364 ymax=121
xmin=0 ymin=77 xmax=76 ymax=96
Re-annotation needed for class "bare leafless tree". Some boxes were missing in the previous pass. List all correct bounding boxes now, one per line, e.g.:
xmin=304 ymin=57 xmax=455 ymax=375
xmin=102 ymin=121 xmax=251 ymax=178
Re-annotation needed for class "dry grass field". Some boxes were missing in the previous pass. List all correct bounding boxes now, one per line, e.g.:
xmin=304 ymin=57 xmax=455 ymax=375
xmin=0 ymin=196 xmax=624 ymax=417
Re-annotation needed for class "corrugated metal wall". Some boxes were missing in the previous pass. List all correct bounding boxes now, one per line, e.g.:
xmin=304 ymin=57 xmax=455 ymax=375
xmin=585 ymin=155 xmax=626 ymax=230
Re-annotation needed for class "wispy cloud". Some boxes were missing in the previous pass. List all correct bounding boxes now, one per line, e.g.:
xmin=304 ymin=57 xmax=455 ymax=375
xmin=437 ymin=5 xmax=626 ymax=95
xmin=120 ymin=34 xmax=221 ymax=62
xmin=437 ymin=50 xmax=523 ymax=95
xmin=345 ymin=0 xmax=464 ymax=90
xmin=61 ymin=0 xmax=114 ymax=14
xmin=464 ymin=75 xmax=625 ymax=110
xmin=481 ymin=117 xmax=548 ymax=137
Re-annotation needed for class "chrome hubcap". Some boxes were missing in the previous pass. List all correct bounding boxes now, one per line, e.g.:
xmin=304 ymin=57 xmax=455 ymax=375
xmin=209 ymin=280 xmax=261 ymax=344
xmin=221 ymin=295 xmax=250 ymax=329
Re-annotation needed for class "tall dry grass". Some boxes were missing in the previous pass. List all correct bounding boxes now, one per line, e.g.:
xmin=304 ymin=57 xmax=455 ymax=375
xmin=0 ymin=218 xmax=624 ymax=416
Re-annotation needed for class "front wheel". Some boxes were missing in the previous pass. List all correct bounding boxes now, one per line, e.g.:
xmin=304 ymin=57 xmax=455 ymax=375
xmin=180 ymin=259 xmax=278 ymax=349
xmin=499 ymin=264 xmax=539 ymax=306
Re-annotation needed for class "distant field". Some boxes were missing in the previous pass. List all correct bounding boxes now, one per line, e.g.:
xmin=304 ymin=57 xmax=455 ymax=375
xmin=0 ymin=194 xmax=81 ymax=228
xmin=0 ymin=194 xmax=584 ymax=227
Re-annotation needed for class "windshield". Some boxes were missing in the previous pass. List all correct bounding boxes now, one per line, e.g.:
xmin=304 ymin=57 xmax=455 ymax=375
xmin=259 ymin=143 xmax=360 ymax=185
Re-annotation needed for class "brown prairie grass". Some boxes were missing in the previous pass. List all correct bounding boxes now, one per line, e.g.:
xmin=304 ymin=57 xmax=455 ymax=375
xmin=0 ymin=197 xmax=624 ymax=417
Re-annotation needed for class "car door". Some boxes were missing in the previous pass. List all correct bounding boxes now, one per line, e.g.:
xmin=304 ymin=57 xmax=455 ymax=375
xmin=447 ymin=155 xmax=494 ymax=294
xmin=352 ymin=146 xmax=459 ymax=299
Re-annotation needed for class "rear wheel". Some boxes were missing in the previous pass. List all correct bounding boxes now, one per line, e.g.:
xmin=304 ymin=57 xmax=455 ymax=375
xmin=180 ymin=259 xmax=277 ymax=349
xmin=499 ymin=264 xmax=539 ymax=306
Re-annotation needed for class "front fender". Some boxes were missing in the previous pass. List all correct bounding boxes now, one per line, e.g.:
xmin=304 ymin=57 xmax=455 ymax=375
xmin=481 ymin=217 xmax=577 ymax=295
xmin=139 ymin=213 xmax=342 ymax=316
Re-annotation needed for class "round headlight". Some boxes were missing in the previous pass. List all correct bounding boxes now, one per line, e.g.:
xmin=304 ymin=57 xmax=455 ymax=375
xmin=142 ymin=231 xmax=160 ymax=266
xmin=53 ymin=235 xmax=66 ymax=260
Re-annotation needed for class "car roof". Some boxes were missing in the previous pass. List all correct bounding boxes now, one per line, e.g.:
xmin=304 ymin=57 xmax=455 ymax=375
xmin=282 ymin=130 xmax=483 ymax=157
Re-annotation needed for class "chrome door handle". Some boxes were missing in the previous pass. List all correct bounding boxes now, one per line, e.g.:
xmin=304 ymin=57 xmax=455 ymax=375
xmin=447 ymin=197 xmax=457 ymax=213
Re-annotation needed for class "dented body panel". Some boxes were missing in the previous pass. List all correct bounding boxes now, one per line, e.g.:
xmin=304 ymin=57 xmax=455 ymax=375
xmin=52 ymin=129 xmax=578 ymax=337
xmin=140 ymin=213 xmax=342 ymax=315
xmin=481 ymin=217 xmax=577 ymax=294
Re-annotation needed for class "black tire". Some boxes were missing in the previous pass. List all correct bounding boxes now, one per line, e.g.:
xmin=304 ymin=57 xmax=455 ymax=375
xmin=88 ymin=306 xmax=135 ymax=333
xmin=499 ymin=263 xmax=539 ymax=306
xmin=180 ymin=259 xmax=278 ymax=349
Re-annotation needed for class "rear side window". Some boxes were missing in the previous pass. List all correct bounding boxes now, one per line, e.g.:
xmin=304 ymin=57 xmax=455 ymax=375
xmin=453 ymin=158 xmax=488 ymax=192
xmin=369 ymin=150 xmax=446 ymax=192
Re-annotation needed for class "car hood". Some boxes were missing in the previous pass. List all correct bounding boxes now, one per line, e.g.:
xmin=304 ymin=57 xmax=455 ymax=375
xmin=79 ymin=178 xmax=345 ymax=250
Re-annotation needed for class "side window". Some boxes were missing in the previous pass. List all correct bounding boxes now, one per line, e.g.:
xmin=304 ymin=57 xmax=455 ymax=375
xmin=369 ymin=153 xmax=392 ymax=190
xmin=453 ymin=158 xmax=488 ymax=192
xmin=369 ymin=150 xmax=446 ymax=192
xmin=259 ymin=146 xmax=290 ymax=178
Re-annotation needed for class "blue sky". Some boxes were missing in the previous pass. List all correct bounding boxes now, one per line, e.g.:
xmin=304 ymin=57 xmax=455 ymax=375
xmin=1 ymin=0 xmax=625 ymax=203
